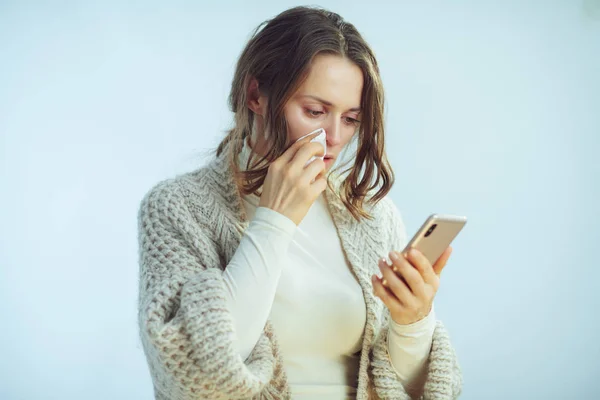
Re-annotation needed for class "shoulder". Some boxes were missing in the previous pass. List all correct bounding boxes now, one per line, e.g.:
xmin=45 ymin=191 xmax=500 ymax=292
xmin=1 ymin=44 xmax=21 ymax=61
xmin=371 ymin=195 xmax=408 ymax=251
xmin=327 ymin=172 xmax=407 ymax=240
xmin=137 ymin=164 xmax=229 ymax=267
xmin=137 ymin=165 xmax=216 ymax=228
xmin=377 ymin=196 xmax=405 ymax=225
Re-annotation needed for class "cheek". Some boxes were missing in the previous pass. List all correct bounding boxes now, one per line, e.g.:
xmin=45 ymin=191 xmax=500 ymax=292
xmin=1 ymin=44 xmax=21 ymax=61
xmin=340 ymin=128 xmax=357 ymax=147
xmin=285 ymin=106 xmax=324 ymax=141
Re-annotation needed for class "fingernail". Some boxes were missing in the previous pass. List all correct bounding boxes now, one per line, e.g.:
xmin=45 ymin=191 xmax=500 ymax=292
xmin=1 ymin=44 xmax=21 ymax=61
xmin=389 ymin=251 xmax=399 ymax=261
xmin=409 ymin=248 xmax=418 ymax=257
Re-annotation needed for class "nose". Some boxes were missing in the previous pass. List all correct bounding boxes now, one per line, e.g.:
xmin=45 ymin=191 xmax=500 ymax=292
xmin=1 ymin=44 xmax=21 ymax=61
xmin=324 ymin=118 xmax=342 ymax=148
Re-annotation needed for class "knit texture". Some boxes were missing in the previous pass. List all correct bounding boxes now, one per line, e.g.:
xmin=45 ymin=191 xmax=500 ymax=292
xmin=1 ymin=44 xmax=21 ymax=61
xmin=137 ymin=140 xmax=462 ymax=399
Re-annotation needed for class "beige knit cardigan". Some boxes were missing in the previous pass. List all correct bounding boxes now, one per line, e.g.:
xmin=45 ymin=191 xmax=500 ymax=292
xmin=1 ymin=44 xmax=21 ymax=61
xmin=137 ymin=141 xmax=462 ymax=399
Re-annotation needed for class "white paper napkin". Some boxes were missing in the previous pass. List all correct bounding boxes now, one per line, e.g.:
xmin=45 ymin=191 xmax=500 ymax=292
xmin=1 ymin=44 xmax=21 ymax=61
xmin=294 ymin=128 xmax=327 ymax=167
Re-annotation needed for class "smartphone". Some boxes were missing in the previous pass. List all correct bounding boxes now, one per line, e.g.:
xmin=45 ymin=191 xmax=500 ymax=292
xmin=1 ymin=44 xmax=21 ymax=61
xmin=402 ymin=214 xmax=467 ymax=265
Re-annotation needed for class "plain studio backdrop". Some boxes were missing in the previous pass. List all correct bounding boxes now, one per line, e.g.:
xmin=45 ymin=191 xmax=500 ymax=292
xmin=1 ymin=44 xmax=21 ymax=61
xmin=1 ymin=0 xmax=599 ymax=399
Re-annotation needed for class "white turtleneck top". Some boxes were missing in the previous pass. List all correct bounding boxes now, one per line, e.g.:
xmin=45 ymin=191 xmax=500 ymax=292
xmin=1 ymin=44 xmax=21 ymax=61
xmin=221 ymin=137 xmax=435 ymax=398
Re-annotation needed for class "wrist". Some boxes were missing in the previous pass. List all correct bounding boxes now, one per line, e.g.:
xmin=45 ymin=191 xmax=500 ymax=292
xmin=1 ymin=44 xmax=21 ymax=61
xmin=391 ymin=303 xmax=435 ymax=330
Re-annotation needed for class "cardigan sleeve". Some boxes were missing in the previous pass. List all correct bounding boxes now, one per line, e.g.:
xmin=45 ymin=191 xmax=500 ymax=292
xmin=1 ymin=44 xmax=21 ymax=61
xmin=137 ymin=180 xmax=283 ymax=399
xmin=369 ymin=198 xmax=463 ymax=400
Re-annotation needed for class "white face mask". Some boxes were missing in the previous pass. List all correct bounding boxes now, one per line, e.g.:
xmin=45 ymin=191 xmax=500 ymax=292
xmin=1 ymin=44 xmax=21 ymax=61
xmin=295 ymin=128 xmax=327 ymax=167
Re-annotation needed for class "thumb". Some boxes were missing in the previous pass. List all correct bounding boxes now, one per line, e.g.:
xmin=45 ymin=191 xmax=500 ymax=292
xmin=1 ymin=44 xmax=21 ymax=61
xmin=433 ymin=246 xmax=452 ymax=276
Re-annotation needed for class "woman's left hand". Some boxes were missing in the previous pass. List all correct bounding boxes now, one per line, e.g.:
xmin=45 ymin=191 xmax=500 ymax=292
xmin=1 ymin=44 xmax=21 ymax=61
xmin=372 ymin=247 xmax=452 ymax=325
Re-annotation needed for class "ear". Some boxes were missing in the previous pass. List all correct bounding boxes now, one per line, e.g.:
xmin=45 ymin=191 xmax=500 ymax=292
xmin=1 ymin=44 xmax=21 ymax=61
xmin=247 ymin=77 xmax=267 ymax=116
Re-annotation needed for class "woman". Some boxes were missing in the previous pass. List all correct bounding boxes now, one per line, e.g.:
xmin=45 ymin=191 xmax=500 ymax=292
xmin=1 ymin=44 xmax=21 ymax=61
xmin=137 ymin=6 xmax=462 ymax=400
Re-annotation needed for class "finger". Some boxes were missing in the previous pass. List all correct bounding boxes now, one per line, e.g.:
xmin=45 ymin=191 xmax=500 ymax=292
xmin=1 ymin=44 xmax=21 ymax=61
xmin=379 ymin=258 xmax=415 ymax=305
xmin=405 ymin=248 xmax=437 ymax=285
xmin=389 ymin=252 xmax=426 ymax=297
xmin=305 ymin=159 xmax=328 ymax=194
xmin=278 ymin=130 xmax=323 ymax=164
xmin=291 ymin=141 xmax=326 ymax=168
xmin=371 ymin=274 xmax=403 ymax=314
xmin=388 ymin=263 xmax=411 ymax=292
xmin=293 ymin=128 xmax=324 ymax=144
xmin=303 ymin=157 xmax=326 ymax=181
xmin=433 ymin=246 xmax=452 ymax=276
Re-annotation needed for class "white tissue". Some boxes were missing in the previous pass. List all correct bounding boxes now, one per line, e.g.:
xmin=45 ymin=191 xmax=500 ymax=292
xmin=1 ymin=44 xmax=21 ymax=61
xmin=294 ymin=128 xmax=327 ymax=167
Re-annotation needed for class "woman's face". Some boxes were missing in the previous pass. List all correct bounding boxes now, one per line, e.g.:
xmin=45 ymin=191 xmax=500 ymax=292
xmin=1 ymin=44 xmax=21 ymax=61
xmin=250 ymin=53 xmax=364 ymax=170
xmin=283 ymin=53 xmax=364 ymax=169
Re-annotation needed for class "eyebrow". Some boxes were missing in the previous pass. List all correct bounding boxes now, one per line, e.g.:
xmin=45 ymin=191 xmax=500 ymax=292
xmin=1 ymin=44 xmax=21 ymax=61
xmin=301 ymin=95 xmax=361 ymax=113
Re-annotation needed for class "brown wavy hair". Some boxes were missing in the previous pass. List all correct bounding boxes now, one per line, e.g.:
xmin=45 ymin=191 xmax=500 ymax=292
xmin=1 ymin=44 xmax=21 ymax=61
xmin=214 ymin=6 xmax=394 ymax=222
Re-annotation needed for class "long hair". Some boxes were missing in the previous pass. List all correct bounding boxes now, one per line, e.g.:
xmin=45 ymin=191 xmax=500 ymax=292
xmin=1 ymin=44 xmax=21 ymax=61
xmin=214 ymin=6 xmax=394 ymax=221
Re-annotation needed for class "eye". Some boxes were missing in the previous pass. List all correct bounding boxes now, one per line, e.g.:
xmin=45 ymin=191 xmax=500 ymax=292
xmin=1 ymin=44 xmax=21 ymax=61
xmin=344 ymin=117 xmax=361 ymax=126
xmin=305 ymin=109 xmax=324 ymax=117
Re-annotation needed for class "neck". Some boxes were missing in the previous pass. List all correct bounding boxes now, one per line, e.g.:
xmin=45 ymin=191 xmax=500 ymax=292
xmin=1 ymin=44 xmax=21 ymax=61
xmin=247 ymin=130 xmax=270 ymax=158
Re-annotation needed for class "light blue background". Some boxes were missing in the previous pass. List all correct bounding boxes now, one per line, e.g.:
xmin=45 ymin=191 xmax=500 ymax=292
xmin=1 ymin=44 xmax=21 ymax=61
xmin=1 ymin=1 xmax=599 ymax=399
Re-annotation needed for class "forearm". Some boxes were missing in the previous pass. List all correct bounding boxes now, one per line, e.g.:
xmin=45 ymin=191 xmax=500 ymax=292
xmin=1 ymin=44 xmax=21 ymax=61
xmin=387 ymin=305 xmax=436 ymax=398
xmin=222 ymin=206 xmax=297 ymax=360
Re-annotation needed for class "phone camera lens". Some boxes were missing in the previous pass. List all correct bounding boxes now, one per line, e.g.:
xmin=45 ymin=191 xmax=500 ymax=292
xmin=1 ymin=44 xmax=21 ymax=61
xmin=424 ymin=224 xmax=437 ymax=237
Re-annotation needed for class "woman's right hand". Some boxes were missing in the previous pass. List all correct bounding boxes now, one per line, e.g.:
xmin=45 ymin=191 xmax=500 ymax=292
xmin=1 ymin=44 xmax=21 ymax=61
xmin=259 ymin=130 xmax=327 ymax=225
